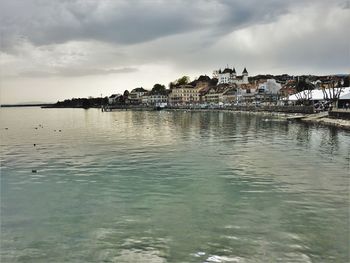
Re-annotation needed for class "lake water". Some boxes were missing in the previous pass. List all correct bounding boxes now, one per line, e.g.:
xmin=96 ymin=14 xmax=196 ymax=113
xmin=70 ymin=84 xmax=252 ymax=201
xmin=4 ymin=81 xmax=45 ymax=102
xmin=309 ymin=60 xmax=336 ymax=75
xmin=0 ymin=107 xmax=349 ymax=262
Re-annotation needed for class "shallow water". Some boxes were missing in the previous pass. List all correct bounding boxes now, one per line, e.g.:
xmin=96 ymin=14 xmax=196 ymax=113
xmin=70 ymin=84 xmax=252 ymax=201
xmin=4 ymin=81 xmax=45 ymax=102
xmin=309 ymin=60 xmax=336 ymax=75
xmin=1 ymin=107 xmax=349 ymax=262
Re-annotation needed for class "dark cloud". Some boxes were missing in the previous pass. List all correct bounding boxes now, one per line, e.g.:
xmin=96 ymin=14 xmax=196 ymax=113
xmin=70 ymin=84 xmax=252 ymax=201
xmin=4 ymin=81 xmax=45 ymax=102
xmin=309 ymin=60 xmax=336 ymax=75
xmin=213 ymin=0 xmax=291 ymax=35
xmin=0 ymin=0 xmax=294 ymax=48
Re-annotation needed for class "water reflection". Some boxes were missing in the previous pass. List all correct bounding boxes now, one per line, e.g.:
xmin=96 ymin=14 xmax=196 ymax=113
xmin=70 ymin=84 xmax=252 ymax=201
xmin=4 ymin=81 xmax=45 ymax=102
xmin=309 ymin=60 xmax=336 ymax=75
xmin=319 ymin=127 xmax=339 ymax=154
xmin=0 ymin=108 xmax=349 ymax=262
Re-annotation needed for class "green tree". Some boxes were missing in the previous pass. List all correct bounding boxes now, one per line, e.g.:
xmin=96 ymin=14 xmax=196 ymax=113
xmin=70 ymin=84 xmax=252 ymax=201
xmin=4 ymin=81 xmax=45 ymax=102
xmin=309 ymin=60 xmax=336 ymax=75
xmin=176 ymin=76 xmax=190 ymax=85
xmin=169 ymin=82 xmax=176 ymax=90
xmin=151 ymin=84 xmax=166 ymax=95
xmin=123 ymin=90 xmax=129 ymax=98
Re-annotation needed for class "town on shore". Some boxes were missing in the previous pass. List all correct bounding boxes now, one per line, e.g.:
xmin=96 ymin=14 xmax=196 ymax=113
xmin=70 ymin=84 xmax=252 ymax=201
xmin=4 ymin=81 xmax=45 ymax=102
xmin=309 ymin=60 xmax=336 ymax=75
xmin=52 ymin=67 xmax=350 ymax=115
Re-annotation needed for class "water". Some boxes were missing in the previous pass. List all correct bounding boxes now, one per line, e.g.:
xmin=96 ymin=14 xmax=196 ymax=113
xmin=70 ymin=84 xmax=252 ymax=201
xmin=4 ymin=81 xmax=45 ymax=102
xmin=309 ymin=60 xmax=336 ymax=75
xmin=1 ymin=107 xmax=349 ymax=263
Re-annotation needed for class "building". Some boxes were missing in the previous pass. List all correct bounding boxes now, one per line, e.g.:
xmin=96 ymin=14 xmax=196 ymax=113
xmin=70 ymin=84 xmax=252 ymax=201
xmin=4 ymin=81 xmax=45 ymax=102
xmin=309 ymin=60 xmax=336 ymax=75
xmin=108 ymin=94 xmax=122 ymax=104
xmin=169 ymin=85 xmax=200 ymax=105
xmin=338 ymin=88 xmax=350 ymax=108
xmin=239 ymin=83 xmax=258 ymax=104
xmin=280 ymin=80 xmax=297 ymax=98
xmin=141 ymin=93 xmax=150 ymax=105
xmin=221 ymin=88 xmax=237 ymax=104
xmin=213 ymin=67 xmax=249 ymax=85
xmin=203 ymin=84 xmax=236 ymax=104
xmin=129 ymin=87 xmax=148 ymax=104
xmin=148 ymin=94 xmax=168 ymax=106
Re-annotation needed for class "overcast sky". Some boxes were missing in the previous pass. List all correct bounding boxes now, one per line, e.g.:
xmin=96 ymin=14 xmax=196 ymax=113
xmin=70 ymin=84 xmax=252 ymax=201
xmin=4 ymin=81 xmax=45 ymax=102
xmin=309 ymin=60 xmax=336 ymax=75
xmin=0 ymin=0 xmax=349 ymax=104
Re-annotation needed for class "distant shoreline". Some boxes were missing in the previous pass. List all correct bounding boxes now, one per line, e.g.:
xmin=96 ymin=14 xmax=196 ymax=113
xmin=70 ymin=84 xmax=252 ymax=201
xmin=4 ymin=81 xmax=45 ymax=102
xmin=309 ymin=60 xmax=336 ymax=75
xmin=1 ymin=104 xmax=54 ymax=108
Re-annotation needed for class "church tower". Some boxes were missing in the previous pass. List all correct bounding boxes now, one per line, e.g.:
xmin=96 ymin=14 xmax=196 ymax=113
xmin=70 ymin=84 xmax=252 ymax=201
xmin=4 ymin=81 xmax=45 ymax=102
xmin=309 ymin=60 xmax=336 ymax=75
xmin=232 ymin=67 xmax=236 ymax=78
xmin=242 ymin=67 xmax=248 ymax=84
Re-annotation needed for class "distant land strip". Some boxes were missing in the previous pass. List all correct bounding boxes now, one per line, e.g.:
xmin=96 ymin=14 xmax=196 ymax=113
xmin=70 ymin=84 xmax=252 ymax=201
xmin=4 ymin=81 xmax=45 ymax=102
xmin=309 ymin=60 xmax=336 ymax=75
xmin=0 ymin=104 xmax=54 ymax=108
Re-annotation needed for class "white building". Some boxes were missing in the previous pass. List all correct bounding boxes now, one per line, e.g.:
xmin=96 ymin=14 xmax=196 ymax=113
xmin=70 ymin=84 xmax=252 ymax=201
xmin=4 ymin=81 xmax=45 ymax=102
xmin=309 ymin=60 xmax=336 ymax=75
xmin=141 ymin=93 xmax=149 ymax=105
xmin=130 ymin=87 xmax=147 ymax=98
xmin=148 ymin=94 xmax=168 ymax=106
xmin=108 ymin=94 xmax=122 ymax=104
xmin=129 ymin=87 xmax=148 ymax=104
xmin=213 ymin=67 xmax=249 ymax=85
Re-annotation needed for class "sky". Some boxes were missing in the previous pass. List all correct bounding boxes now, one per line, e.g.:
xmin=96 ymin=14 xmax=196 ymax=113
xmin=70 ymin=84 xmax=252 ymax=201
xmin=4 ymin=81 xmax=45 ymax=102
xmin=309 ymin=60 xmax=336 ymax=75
xmin=0 ymin=0 xmax=349 ymax=104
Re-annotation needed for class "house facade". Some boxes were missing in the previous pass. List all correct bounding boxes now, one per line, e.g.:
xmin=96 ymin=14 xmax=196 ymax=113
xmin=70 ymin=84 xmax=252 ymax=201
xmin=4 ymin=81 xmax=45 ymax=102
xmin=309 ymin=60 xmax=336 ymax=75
xmin=129 ymin=87 xmax=148 ymax=104
xmin=169 ymin=85 xmax=200 ymax=105
xmin=238 ymin=83 xmax=257 ymax=104
xmin=108 ymin=94 xmax=122 ymax=104
xmin=203 ymin=84 xmax=237 ymax=104
xmin=148 ymin=94 xmax=168 ymax=105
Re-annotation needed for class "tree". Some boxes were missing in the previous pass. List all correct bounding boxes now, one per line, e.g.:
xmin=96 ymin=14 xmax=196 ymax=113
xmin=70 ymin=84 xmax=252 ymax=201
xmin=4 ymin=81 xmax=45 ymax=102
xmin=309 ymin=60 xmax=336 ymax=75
xmin=168 ymin=76 xmax=190 ymax=89
xmin=294 ymin=78 xmax=315 ymax=105
xmin=151 ymin=84 xmax=166 ymax=95
xmin=123 ymin=90 xmax=129 ymax=98
xmin=169 ymin=82 xmax=176 ymax=90
xmin=81 ymin=98 xmax=91 ymax=109
xmin=343 ymin=75 xmax=349 ymax=87
xmin=121 ymin=90 xmax=129 ymax=104
xmin=321 ymin=79 xmax=345 ymax=108
xmin=176 ymin=76 xmax=190 ymax=85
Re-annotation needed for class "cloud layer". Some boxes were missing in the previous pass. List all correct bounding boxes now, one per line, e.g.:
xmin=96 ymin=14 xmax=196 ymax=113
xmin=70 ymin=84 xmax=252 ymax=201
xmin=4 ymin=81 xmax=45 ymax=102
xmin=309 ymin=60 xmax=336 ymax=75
xmin=0 ymin=0 xmax=349 ymax=103
xmin=1 ymin=0 xmax=294 ymax=46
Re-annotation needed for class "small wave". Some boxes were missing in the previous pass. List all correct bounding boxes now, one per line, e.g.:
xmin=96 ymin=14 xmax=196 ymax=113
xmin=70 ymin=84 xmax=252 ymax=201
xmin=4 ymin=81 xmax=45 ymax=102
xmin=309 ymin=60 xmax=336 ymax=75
xmin=192 ymin=251 xmax=206 ymax=257
xmin=206 ymin=255 xmax=243 ymax=262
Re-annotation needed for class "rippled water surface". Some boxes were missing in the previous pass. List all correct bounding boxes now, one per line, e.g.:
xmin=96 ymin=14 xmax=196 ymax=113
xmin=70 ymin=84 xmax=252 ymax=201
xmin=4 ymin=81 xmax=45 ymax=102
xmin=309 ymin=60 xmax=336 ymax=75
xmin=1 ymin=107 xmax=349 ymax=262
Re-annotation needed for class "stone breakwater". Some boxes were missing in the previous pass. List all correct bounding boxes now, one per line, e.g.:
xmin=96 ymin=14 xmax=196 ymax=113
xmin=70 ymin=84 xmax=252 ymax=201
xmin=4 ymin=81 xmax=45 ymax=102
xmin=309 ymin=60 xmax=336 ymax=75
xmin=295 ymin=111 xmax=350 ymax=130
